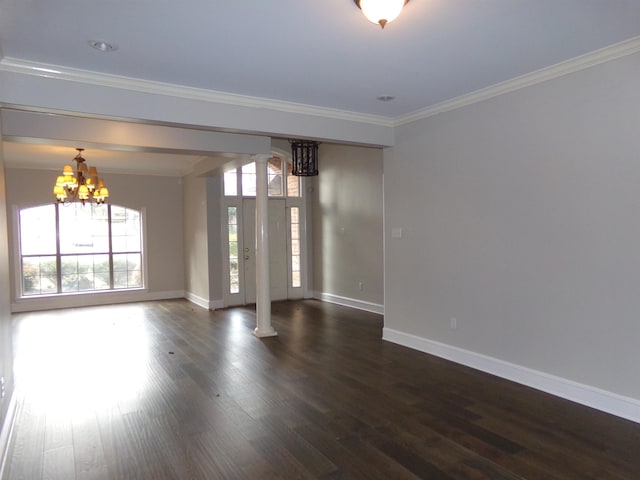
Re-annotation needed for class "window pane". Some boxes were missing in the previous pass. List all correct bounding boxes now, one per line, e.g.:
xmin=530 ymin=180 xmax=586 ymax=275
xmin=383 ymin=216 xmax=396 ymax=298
xmin=229 ymin=242 xmax=238 ymax=259
xmin=59 ymin=203 xmax=109 ymax=254
xmin=292 ymin=256 xmax=300 ymax=271
xmin=22 ymin=256 xmax=57 ymax=295
xmin=113 ymin=274 xmax=127 ymax=289
xmin=230 ymin=258 xmax=239 ymax=294
xmin=111 ymin=236 xmax=127 ymax=252
xmin=291 ymin=239 xmax=300 ymax=256
xmin=224 ymin=169 xmax=238 ymax=196
xmin=268 ymin=177 xmax=282 ymax=196
xmin=287 ymin=160 xmax=300 ymax=197
xmin=78 ymin=274 xmax=95 ymax=291
xmin=77 ymin=256 xmax=96 ymax=291
xmin=290 ymin=207 xmax=301 ymax=288
xmin=94 ymin=254 xmax=110 ymax=273
xmin=61 ymin=255 xmax=78 ymax=274
xmin=127 ymin=253 xmax=141 ymax=271
xmin=112 ymin=253 xmax=141 ymax=289
xmin=112 ymin=206 xmax=141 ymax=253
xmin=20 ymin=205 xmax=57 ymax=255
xmin=230 ymin=274 xmax=239 ymax=294
xmin=94 ymin=253 xmax=111 ymax=290
xmin=227 ymin=207 xmax=240 ymax=294
xmin=228 ymin=224 xmax=237 ymax=241
xmin=242 ymin=163 xmax=256 ymax=197
xmin=127 ymin=270 xmax=143 ymax=288
xmin=268 ymin=157 xmax=283 ymax=197
xmin=61 ymin=274 xmax=79 ymax=293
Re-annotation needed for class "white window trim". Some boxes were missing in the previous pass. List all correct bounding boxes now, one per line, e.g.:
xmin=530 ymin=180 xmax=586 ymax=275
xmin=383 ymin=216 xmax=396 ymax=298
xmin=11 ymin=203 xmax=149 ymax=312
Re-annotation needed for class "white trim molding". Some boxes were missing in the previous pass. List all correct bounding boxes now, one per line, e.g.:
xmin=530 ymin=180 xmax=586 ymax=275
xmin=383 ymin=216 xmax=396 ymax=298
xmin=0 ymin=58 xmax=393 ymax=128
xmin=11 ymin=290 xmax=185 ymax=313
xmin=209 ymin=299 xmax=225 ymax=310
xmin=383 ymin=328 xmax=640 ymax=424
xmin=183 ymin=292 xmax=209 ymax=310
xmin=313 ymin=291 xmax=384 ymax=315
xmin=183 ymin=292 xmax=223 ymax=310
xmin=2 ymin=37 xmax=640 ymax=139
xmin=0 ymin=392 xmax=18 ymax=479
xmin=394 ymin=36 xmax=640 ymax=126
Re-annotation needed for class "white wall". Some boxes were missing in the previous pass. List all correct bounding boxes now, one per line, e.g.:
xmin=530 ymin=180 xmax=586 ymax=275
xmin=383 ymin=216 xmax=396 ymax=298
xmin=0 ymin=120 xmax=15 ymax=473
xmin=313 ymin=144 xmax=384 ymax=312
xmin=384 ymin=52 xmax=640 ymax=418
xmin=5 ymin=168 xmax=184 ymax=310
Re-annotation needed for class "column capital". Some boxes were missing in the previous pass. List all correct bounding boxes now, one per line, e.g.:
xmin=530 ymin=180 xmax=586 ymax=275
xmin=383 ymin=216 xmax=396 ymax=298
xmin=253 ymin=153 xmax=272 ymax=164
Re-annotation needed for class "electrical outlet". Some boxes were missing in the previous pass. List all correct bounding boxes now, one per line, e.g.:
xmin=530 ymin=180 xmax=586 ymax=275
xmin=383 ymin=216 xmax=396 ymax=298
xmin=358 ymin=282 xmax=364 ymax=291
xmin=450 ymin=317 xmax=457 ymax=329
xmin=0 ymin=376 xmax=4 ymax=399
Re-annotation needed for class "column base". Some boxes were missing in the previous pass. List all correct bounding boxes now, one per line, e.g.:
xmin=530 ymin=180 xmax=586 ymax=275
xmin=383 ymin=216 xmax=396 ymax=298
xmin=253 ymin=327 xmax=278 ymax=338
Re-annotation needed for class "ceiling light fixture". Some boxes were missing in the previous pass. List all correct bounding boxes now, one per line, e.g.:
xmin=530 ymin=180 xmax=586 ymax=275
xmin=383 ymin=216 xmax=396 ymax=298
xmin=88 ymin=40 xmax=118 ymax=52
xmin=354 ymin=0 xmax=410 ymax=29
xmin=290 ymin=140 xmax=319 ymax=176
xmin=53 ymin=148 xmax=110 ymax=205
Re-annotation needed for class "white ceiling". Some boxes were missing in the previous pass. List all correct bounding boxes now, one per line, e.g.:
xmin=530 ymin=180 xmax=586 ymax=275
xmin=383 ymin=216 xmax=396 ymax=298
xmin=1 ymin=0 xmax=640 ymax=174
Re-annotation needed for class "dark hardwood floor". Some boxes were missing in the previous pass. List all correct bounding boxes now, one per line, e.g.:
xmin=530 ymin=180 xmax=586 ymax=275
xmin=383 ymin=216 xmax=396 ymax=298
xmin=4 ymin=299 xmax=640 ymax=479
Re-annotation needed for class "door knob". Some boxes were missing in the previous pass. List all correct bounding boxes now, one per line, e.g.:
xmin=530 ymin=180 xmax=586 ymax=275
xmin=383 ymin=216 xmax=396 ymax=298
xmin=244 ymin=247 xmax=250 ymax=252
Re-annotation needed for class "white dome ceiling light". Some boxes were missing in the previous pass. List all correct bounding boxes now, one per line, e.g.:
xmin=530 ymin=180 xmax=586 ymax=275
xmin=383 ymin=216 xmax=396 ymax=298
xmin=353 ymin=0 xmax=410 ymax=29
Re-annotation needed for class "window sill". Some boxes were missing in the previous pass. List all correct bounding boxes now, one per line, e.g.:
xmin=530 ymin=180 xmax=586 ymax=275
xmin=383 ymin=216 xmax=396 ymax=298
xmin=12 ymin=288 xmax=150 ymax=313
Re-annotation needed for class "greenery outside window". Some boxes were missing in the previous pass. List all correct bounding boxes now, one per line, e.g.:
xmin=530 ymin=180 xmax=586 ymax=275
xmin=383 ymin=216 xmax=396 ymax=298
xmin=19 ymin=203 xmax=143 ymax=296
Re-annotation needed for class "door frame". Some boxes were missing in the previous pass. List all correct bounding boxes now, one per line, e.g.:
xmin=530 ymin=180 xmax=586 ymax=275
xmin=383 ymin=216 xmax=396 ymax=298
xmin=223 ymin=194 xmax=308 ymax=307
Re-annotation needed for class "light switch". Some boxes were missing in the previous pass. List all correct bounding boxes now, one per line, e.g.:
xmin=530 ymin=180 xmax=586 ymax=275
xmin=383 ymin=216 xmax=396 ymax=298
xmin=391 ymin=227 xmax=402 ymax=238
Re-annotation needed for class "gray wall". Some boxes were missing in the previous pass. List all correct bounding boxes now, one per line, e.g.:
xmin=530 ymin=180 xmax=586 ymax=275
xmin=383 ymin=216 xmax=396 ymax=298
xmin=183 ymin=174 xmax=210 ymax=305
xmin=206 ymin=176 xmax=223 ymax=306
xmin=313 ymin=143 xmax=384 ymax=309
xmin=384 ymin=52 xmax=640 ymax=400
xmin=5 ymin=168 xmax=184 ymax=308
xmin=182 ymin=173 xmax=224 ymax=308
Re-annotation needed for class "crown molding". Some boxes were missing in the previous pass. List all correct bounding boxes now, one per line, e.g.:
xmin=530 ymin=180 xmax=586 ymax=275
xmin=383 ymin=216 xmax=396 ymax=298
xmin=393 ymin=35 xmax=640 ymax=127
xmin=0 ymin=58 xmax=395 ymax=128
xmin=3 ymin=36 xmax=640 ymax=132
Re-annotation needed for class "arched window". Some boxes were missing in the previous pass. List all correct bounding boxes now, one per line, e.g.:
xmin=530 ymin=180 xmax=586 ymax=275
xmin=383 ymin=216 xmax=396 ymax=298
xmin=18 ymin=203 xmax=143 ymax=296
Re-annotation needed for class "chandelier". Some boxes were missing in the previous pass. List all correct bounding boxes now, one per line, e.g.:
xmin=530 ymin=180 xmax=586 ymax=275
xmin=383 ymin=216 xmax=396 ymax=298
xmin=53 ymin=148 xmax=110 ymax=205
xmin=354 ymin=0 xmax=410 ymax=29
xmin=290 ymin=140 xmax=319 ymax=176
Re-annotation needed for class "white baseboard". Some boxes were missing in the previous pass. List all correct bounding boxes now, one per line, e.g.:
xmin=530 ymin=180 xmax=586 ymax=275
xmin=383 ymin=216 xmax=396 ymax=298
xmin=183 ymin=292 xmax=223 ymax=310
xmin=11 ymin=290 xmax=185 ymax=312
xmin=184 ymin=292 xmax=208 ymax=309
xmin=312 ymin=291 xmax=384 ymax=315
xmin=383 ymin=328 xmax=640 ymax=424
xmin=0 ymin=392 xmax=18 ymax=479
xmin=209 ymin=299 xmax=225 ymax=310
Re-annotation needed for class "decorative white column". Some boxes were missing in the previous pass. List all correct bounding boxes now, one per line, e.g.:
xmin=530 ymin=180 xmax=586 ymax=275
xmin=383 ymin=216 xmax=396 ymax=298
xmin=253 ymin=154 xmax=278 ymax=338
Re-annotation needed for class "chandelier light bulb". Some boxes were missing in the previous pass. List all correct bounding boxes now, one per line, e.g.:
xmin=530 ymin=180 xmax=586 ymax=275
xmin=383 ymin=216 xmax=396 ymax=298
xmin=357 ymin=0 xmax=407 ymax=28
